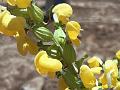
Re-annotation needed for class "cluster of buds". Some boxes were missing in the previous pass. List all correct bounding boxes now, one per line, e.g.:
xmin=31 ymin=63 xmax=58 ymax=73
xmin=0 ymin=0 xmax=120 ymax=90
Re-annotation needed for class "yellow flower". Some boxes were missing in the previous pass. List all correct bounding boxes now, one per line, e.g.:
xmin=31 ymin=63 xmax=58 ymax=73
xmin=0 ymin=10 xmax=26 ymax=36
xmin=79 ymin=65 xmax=96 ymax=88
xmin=15 ymin=32 xmax=39 ymax=56
xmin=66 ymin=21 xmax=81 ymax=46
xmin=52 ymin=3 xmax=73 ymax=24
xmin=7 ymin=0 xmax=32 ymax=8
xmin=116 ymin=50 xmax=120 ymax=60
xmin=34 ymin=51 xmax=62 ymax=77
xmin=92 ymin=86 xmax=102 ymax=90
xmin=87 ymin=56 xmax=103 ymax=68
xmin=99 ymin=60 xmax=118 ymax=88
xmin=114 ymin=82 xmax=120 ymax=90
xmin=58 ymin=78 xmax=67 ymax=90
xmin=104 ymin=60 xmax=118 ymax=78
xmin=91 ymin=67 xmax=102 ymax=74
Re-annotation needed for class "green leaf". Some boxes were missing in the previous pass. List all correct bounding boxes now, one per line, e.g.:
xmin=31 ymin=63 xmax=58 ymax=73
xmin=54 ymin=27 xmax=66 ymax=45
xmin=75 ymin=53 xmax=88 ymax=72
xmin=63 ymin=44 xmax=76 ymax=65
xmin=62 ymin=68 xmax=81 ymax=90
xmin=10 ymin=8 xmax=29 ymax=18
xmin=47 ymin=44 xmax=61 ymax=59
xmin=33 ymin=27 xmax=53 ymax=41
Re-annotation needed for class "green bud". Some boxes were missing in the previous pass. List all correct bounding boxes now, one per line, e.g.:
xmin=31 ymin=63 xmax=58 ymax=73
xmin=63 ymin=44 xmax=76 ymax=65
xmin=33 ymin=26 xmax=53 ymax=41
xmin=27 ymin=4 xmax=44 ymax=23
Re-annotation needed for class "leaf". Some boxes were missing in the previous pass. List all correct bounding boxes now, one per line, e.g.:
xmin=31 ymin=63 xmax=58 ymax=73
xmin=47 ymin=44 xmax=61 ymax=59
xmin=63 ymin=44 xmax=76 ymax=65
xmin=54 ymin=27 xmax=66 ymax=45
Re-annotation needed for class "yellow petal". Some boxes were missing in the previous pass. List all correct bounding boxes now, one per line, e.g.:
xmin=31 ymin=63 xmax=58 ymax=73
xmin=116 ymin=50 xmax=120 ymax=60
xmin=58 ymin=78 xmax=67 ymax=90
xmin=28 ymin=39 xmax=39 ymax=55
xmin=104 ymin=60 xmax=118 ymax=78
xmin=48 ymin=72 xmax=56 ymax=79
xmin=114 ymin=81 xmax=120 ymax=90
xmin=16 ymin=0 xmax=31 ymax=8
xmin=39 ymin=58 xmax=62 ymax=72
xmin=15 ymin=32 xmax=28 ymax=56
xmin=80 ymin=65 xmax=96 ymax=88
xmin=58 ymin=15 xmax=69 ymax=24
xmin=71 ymin=38 xmax=81 ymax=46
xmin=91 ymin=67 xmax=102 ymax=74
xmin=52 ymin=3 xmax=73 ymax=18
xmin=92 ymin=86 xmax=102 ymax=90
xmin=7 ymin=0 xmax=16 ymax=6
xmin=87 ymin=56 xmax=103 ymax=68
xmin=34 ymin=51 xmax=48 ymax=74
xmin=66 ymin=21 xmax=80 ymax=40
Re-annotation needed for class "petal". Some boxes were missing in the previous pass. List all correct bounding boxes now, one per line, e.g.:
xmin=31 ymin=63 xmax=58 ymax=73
xmin=116 ymin=50 xmax=120 ymax=60
xmin=27 ymin=38 xmax=39 ymax=55
xmin=66 ymin=21 xmax=80 ymax=40
xmin=34 ymin=51 xmax=48 ymax=74
xmin=16 ymin=0 xmax=32 ymax=8
xmin=87 ymin=56 xmax=102 ymax=68
xmin=58 ymin=15 xmax=69 ymax=24
xmin=91 ymin=67 xmax=102 ymax=74
xmin=15 ymin=32 xmax=28 ymax=56
xmin=71 ymin=38 xmax=81 ymax=46
xmin=52 ymin=3 xmax=73 ymax=18
xmin=58 ymin=78 xmax=67 ymax=90
xmin=80 ymin=65 xmax=96 ymax=88
xmin=7 ymin=0 xmax=16 ymax=6
xmin=39 ymin=58 xmax=62 ymax=72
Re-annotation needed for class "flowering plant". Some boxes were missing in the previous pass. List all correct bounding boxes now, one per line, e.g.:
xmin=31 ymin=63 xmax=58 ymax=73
xmin=0 ymin=0 xmax=120 ymax=90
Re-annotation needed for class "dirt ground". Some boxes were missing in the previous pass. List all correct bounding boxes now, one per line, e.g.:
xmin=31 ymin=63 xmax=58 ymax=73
xmin=0 ymin=0 xmax=120 ymax=90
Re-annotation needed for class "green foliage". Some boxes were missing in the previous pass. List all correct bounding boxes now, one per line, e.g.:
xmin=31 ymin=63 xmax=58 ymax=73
xmin=54 ymin=27 xmax=66 ymax=45
xmin=63 ymin=44 xmax=76 ymax=65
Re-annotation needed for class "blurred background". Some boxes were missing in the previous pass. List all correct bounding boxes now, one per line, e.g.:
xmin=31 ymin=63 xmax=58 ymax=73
xmin=0 ymin=0 xmax=120 ymax=90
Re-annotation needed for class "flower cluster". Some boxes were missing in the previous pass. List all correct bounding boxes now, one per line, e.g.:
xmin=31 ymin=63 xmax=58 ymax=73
xmin=0 ymin=1 xmax=120 ymax=90
xmin=80 ymin=55 xmax=120 ymax=90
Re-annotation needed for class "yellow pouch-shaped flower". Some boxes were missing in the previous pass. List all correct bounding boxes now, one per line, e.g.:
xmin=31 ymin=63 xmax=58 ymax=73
xmin=116 ymin=50 xmax=120 ymax=60
xmin=104 ymin=60 xmax=118 ymax=78
xmin=87 ymin=56 xmax=103 ymax=68
xmin=15 ymin=32 xmax=38 ymax=56
xmin=114 ymin=81 xmax=120 ymax=90
xmin=0 ymin=10 xmax=26 ymax=36
xmin=66 ymin=21 xmax=80 ymax=40
xmin=34 ymin=51 xmax=62 ymax=76
xmin=52 ymin=3 xmax=73 ymax=24
xmin=91 ymin=67 xmax=102 ymax=74
xmin=7 ymin=0 xmax=32 ymax=8
xmin=79 ymin=65 xmax=96 ymax=88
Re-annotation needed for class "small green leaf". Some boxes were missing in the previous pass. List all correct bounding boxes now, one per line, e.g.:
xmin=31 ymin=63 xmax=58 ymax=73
xmin=10 ymin=8 xmax=29 ymax=18
xmin=63 ymin=44 xmax=76 ymax=65
xmin=33 ymin=27 xmax=53 ymax=41
xmin=54 ymin=27 xmax=66 ymax=45
xmin=47 ymin=44 xmax=61 ymax=59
